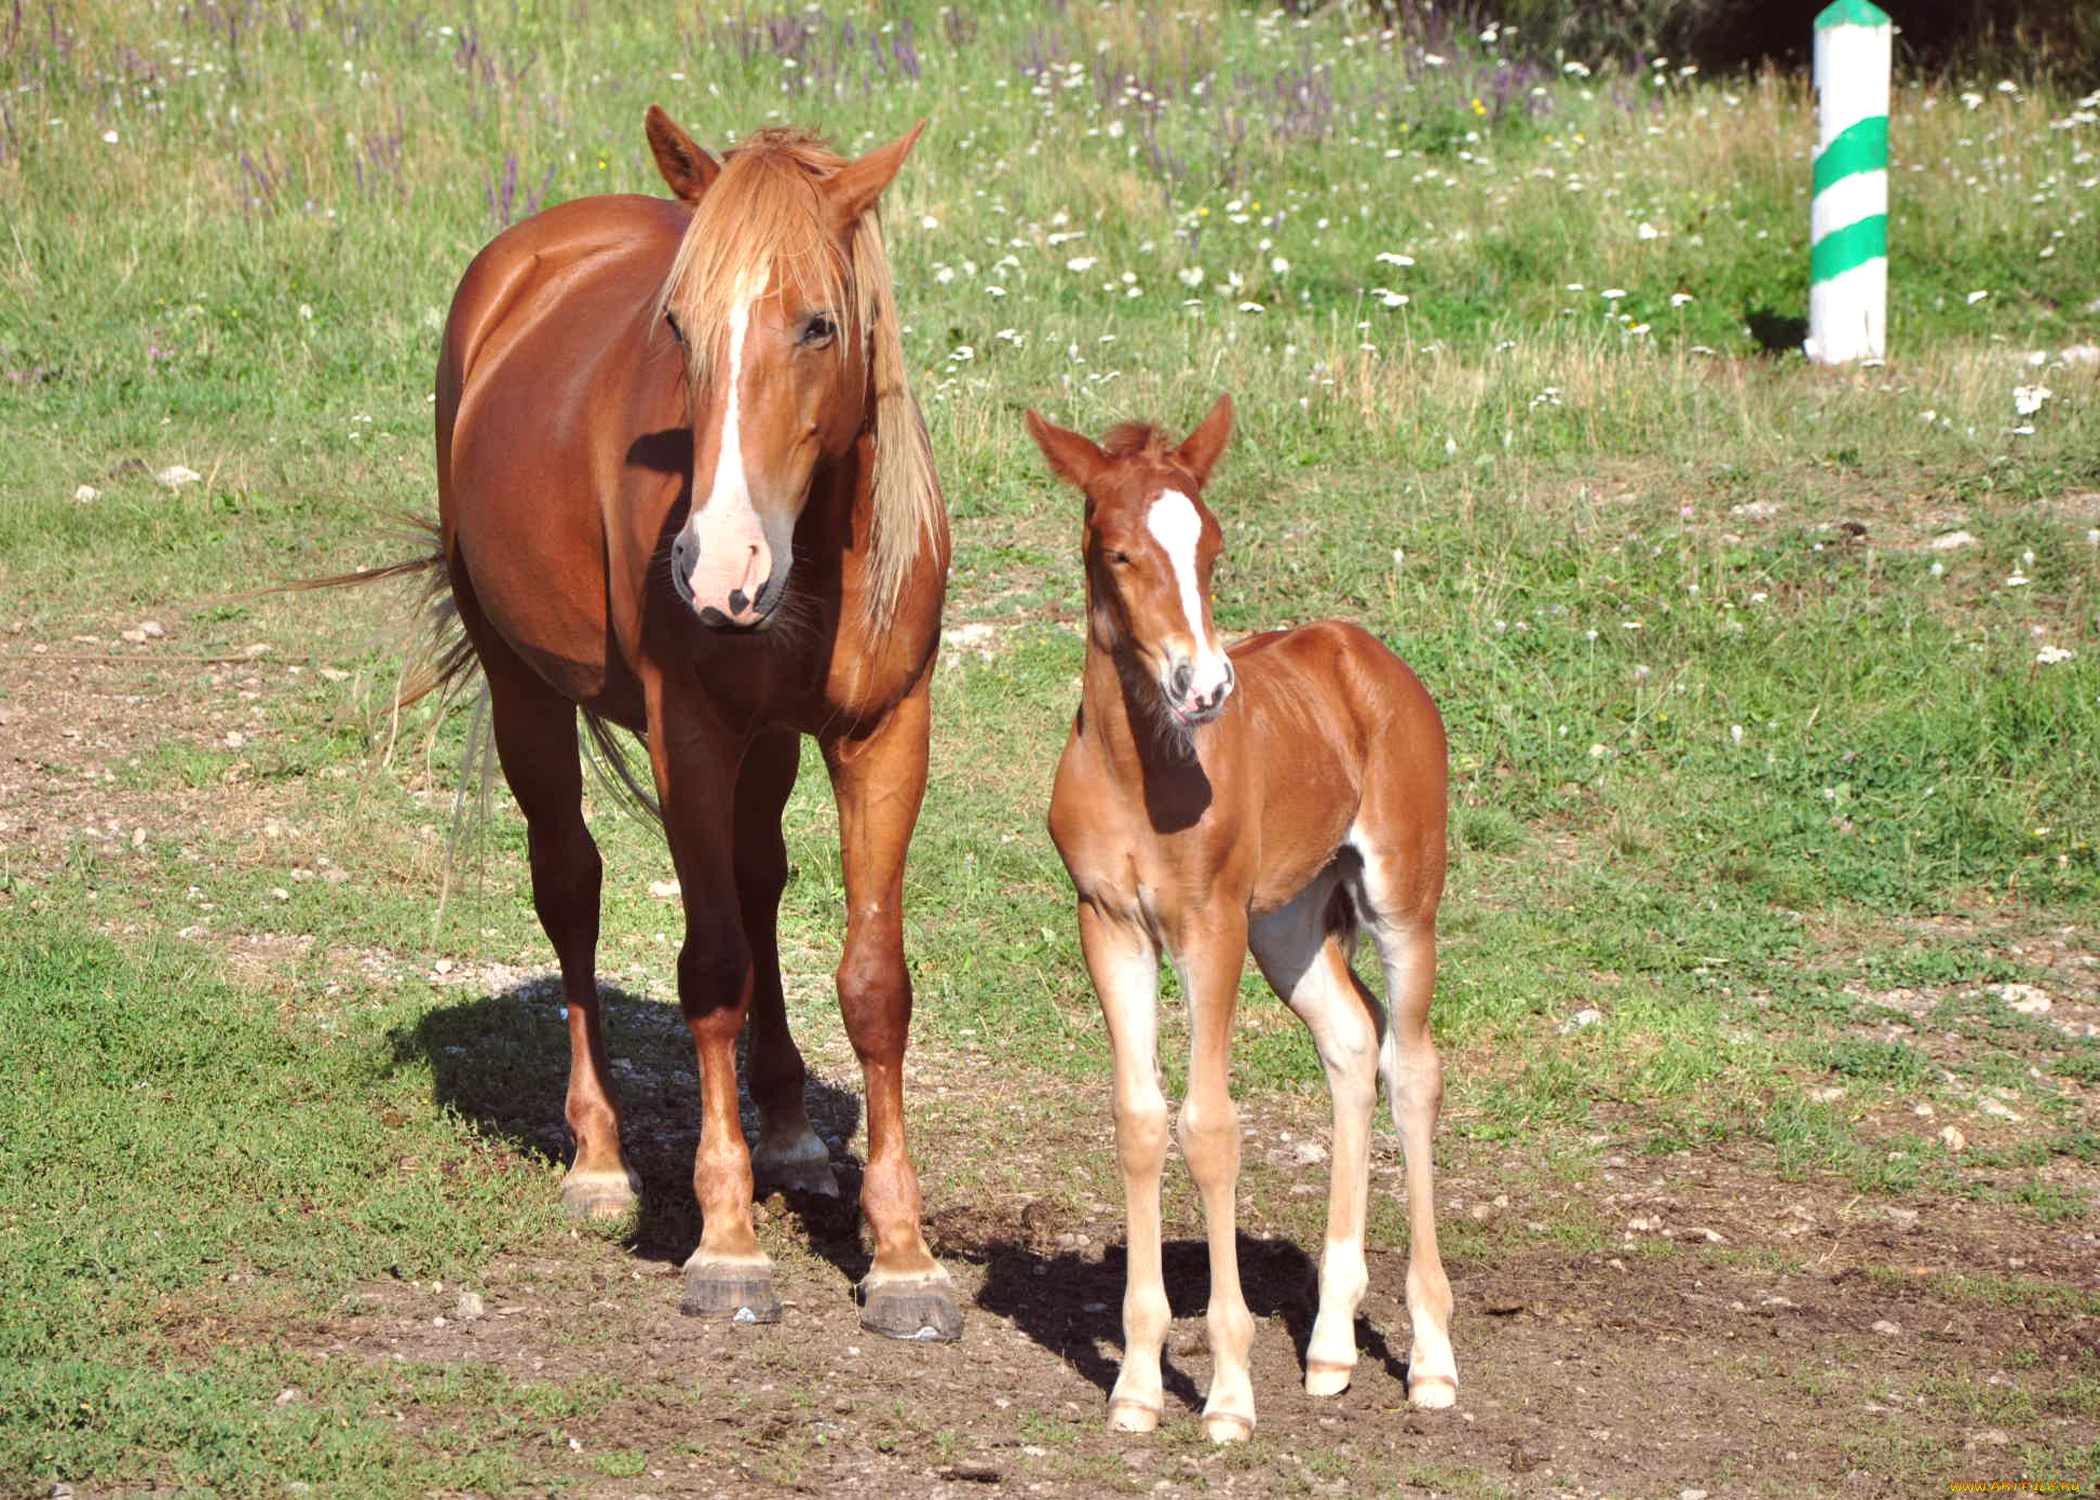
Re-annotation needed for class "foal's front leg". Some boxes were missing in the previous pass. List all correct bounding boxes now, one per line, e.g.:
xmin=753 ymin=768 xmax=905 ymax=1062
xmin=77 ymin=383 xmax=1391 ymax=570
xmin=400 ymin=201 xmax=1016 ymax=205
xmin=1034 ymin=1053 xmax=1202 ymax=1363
xmin=1175 ymin=913 xmax=1258 ymax=1442
xmin=1077 ymin=902 xmax=1169 ymax=1432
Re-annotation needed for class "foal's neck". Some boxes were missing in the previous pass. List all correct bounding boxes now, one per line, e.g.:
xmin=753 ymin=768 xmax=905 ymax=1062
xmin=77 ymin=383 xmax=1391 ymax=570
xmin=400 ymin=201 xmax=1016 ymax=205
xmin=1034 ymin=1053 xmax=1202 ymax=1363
xmin=1078 ymin=606 xmax=1208 ymax=786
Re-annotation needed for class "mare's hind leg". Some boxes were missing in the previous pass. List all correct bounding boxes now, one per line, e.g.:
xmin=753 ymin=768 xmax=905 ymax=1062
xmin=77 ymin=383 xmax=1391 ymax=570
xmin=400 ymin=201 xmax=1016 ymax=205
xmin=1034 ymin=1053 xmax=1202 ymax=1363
xmin=469 ymin=625 xmax=637 ymax=1222
xmin=738 ymin=729 xmax=839 ymax=1198
xmin=1249 ymin=877 xmax=1381 ymax=1398
xmin=1355 ymin=856 xmax=1456 ymax=1408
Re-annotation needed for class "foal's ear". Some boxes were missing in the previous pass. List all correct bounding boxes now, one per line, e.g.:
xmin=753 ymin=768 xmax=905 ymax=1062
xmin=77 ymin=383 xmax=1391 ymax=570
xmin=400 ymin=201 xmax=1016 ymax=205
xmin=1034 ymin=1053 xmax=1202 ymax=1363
xmin=824 ymin=119 xmax=927 ymax=234
xmin=1174 ymin=392 xmax=1235 ymax=488
xmin=646 ymin=106 xmax=722 ymax=206
xmin=1025 ymin=410 xmax=1109 ymax=492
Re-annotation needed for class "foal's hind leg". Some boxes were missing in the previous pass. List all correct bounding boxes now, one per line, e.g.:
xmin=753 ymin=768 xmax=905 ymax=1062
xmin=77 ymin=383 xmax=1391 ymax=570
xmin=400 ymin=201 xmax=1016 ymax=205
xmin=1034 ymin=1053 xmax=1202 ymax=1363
xmin=1356 ymin=862 xmax=1456 ymax=1408
xmin=473 ymin=635 xmax=637 ymax=1222
xmin=1250 ymin=881 xmax=1380 ymax=1398
xmin=737 ymin=728 xmax=839 ymax=1198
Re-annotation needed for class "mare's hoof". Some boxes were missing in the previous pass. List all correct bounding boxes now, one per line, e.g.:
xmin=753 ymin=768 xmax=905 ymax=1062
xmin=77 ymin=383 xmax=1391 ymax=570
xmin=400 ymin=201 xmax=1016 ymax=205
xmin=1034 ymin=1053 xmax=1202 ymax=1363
xmin=857 ymin=1273 xmax=964 ymax=1342
xmin=1202 ymin=1411 xmax=1255 ymax=1444
xmin=752 ymin=1155 xmax=842 ymax=1199
xmin=1106 ymin=1399 xmax=1161 ymax=1435
xmin=681 ymin=1268 xmax=783 ymax=1324
xmin=1407 ymin=1372 xmax=1459 ymax=1409
xmin=1304 ymin=1361 xmax=1354 ymax=1398
xmin=559 ymin=1170 xmax=640 ymax=1228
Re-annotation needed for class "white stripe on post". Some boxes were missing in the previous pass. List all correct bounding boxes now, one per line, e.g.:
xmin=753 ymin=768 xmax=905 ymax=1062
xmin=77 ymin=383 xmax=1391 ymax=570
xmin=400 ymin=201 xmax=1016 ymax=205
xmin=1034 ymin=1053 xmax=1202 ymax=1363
xmin=1805 ymin=0 xmax=1892 ymax=365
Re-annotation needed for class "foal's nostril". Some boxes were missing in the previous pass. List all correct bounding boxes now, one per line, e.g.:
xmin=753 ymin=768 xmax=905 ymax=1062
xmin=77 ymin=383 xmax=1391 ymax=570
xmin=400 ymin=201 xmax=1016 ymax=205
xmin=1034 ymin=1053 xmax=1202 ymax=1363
xmin=1169 ymin=662 xmax=1193 ymax=699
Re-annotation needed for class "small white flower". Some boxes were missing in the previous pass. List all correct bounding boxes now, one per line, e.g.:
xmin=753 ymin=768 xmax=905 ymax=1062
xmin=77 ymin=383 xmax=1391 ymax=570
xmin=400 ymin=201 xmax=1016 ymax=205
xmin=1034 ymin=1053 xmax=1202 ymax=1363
xmin=156 ymin=464 xmax=202 ymax=488
xmin=2005 ymin=569 xmax=2031 ymax=587
xmin=1669 ymin=292 xmax=1694 ymax=308
xmin=1966 ymin=289 xmax=1990 ymax=304
xmin=1105 ymin=119 xmax=1125 ymax=139
xmin=920 ymin=214 xmax=939 ymax=230
xmin=1730 ymin=724 xmax=1744 ymax=746
xmin=1373 ymin=288 xmax=1410 ymax=308
xmin=1636 ymin=222 xmax=1659 ymax=240
xmin=1422 ymin=52 xmax=1447 ymax=67
xmin=2086 ymin=528 xmax=2100 ymax=546
xmin=2037 ymin=645 xmax=2076 ymax=665
xmin=2013 ymin=384 xmax=2052 ymax=416
xmin=934 ymin=266 xmax=956 ymax=285
xmin=1237 ymin=301 xmax=1265 ymax=313
xmin=1270 ymin=256 xmax=1290 ymax=275
xmin=1178 ymin=266 xmax=1205 ymax=288
xmin=102 ymin=129 xmax=120 ymax=144
xmin=1444 ymin=437 xmax=1458 ymax=456
xmin=1065 ymin=256 xmax=1097 ymax=273
xmin=1601 ymin=287 xmax=1627 ymax=301
xmin=1375 ymin=252 xmax=1416 ymax=267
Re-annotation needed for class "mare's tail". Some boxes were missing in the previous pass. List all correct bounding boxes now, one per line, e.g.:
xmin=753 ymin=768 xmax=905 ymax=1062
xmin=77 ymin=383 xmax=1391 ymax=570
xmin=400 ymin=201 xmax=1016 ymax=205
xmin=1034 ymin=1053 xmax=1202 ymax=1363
xmin=277 ymin=516 xmax=479 ymax=718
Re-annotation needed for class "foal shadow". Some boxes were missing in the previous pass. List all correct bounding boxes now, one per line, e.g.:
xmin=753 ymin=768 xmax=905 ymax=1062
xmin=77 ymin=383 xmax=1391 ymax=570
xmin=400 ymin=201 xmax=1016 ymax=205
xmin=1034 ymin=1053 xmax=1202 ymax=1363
xmin=388 ymin=977 xmax=868 ymax=1276
xmin=950 ymin=1215 xmax=1410 ymax=1407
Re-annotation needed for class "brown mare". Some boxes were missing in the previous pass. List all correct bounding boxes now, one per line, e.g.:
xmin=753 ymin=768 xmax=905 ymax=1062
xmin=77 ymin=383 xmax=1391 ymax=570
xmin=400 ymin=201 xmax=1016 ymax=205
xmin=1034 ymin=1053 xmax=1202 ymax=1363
xmin=405 ymin=112 xmax=959 ymax=1339
xmin=1026 ymin=396 xmax=1455 ymax=1438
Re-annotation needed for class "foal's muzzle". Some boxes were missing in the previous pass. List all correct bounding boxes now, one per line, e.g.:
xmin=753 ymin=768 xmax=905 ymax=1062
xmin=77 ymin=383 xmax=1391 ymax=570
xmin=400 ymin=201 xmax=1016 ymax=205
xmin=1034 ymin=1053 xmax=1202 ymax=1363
xmin=1165 ymin=657 xmax=1235 ymax=726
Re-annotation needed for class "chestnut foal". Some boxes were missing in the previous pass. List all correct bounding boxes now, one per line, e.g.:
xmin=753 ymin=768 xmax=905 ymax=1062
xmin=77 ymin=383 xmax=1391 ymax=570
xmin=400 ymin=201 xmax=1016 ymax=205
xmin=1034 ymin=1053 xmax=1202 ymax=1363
xmin=1028 ymin=396 xmax=1456 ymax=1441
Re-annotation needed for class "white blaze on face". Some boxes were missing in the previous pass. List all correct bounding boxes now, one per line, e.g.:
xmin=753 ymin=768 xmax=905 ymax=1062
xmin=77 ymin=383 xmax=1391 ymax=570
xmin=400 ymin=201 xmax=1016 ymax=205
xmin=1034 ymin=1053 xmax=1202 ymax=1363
xmin=677 ymin=281 xmax=777 ymax=621
xmin=1145 ymin=489 xmax=1231 ymax=705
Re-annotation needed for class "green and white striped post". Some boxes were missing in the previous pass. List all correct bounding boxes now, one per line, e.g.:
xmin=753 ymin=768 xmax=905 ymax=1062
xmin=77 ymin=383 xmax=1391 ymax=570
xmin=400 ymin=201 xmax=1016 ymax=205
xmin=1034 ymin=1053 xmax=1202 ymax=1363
xmin=1806 ymin=0 xmax=1891 ymax=364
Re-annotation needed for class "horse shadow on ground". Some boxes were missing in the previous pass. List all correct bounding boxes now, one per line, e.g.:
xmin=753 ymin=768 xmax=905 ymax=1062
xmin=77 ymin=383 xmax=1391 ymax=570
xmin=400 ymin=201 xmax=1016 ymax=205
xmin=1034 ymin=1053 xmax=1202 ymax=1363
xmin=388 ymin=977 xmax=870 ymax=1279
xmin=390 ymin=981 xmax=1409 ymax=1402
xmin=933 ymin=1209 xmax=1411 ymax=1407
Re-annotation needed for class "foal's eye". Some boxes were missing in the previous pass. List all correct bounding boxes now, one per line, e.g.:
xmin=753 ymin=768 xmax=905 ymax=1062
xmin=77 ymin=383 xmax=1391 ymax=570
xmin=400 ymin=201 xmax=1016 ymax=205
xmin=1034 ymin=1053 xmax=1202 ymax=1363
xmin=663 ymin=310 xmax=686 ymax=345
xmin=799 ymin=312 xmax=837 ymax=347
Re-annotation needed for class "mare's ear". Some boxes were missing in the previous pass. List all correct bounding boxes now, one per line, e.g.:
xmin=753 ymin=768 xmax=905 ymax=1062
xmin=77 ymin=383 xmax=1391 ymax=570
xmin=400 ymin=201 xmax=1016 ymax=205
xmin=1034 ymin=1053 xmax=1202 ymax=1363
xmin=824 ymin=119 xmax=926 ymax=234
xmin=646 ymin=106 xmax=722 ymax=205
xmin=1174 ymin=392 xmax=1235 ymax=489
xmin=1025 ymin=410 xmax=1109 ymax=492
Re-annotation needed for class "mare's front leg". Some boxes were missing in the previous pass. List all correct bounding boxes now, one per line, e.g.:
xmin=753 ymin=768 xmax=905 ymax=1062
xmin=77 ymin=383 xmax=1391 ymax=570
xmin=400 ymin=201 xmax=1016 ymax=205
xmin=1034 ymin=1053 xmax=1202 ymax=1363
xmin=737 ymin=727 xmax=840 ymax=1198
xmin=822 ymin=685 xmax=961 ymax=1341
xmin=1175 ymin=913 xmax=1258 ymax=1442
xmin=649 ymin=692 xmax=777 ymax=1323
xmin=1076 ymin=902 xmax=1170 ymax=1433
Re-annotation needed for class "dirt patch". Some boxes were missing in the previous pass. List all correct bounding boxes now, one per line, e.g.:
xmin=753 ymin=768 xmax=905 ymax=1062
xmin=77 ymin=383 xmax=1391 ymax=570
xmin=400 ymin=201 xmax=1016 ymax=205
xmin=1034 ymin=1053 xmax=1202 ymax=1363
xmin=193 ymin=1033 xmax=2100 ymax=1500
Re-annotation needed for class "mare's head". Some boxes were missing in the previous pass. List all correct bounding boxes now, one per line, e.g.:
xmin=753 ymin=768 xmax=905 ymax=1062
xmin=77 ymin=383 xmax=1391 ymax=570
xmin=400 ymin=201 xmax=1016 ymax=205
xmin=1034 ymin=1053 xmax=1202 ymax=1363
xmin=1025 ymin=395 xmax=1238 ymax=728
xmin=647 ymin=110 xmax=936 ymax=630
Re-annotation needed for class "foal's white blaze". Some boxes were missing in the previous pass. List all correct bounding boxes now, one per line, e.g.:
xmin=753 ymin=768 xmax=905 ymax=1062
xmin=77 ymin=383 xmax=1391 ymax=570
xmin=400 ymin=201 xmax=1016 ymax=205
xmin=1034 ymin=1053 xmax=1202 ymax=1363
xmin=1146 ymin=489 xmax=1232 ymax=709
xmin=679 ymin=286 xmax=776 ymax=619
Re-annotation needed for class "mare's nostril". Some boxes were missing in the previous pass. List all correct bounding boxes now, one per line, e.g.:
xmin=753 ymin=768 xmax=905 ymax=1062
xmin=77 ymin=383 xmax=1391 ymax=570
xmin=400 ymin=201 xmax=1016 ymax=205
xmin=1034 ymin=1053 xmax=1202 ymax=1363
xmin=727 ymin=587 xmax=749 ymax=614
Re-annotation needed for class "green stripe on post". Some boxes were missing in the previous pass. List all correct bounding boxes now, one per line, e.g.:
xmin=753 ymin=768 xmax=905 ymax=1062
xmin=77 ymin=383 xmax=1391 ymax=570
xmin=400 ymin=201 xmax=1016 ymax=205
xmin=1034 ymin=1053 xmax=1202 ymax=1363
xmin=1815 ymin=0 xmax=1890 ymax=28
xmin=1810 ymin=213 xmax=1887 ymax=282
xmin=1812 ymin=116 xmax=1889 ymax=194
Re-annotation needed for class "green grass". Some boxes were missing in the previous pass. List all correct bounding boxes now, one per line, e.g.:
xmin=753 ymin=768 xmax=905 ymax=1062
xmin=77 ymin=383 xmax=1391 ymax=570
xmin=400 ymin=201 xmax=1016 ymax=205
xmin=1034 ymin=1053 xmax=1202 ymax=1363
xmin=4 ymin=0 xmax=2099 ymax=1490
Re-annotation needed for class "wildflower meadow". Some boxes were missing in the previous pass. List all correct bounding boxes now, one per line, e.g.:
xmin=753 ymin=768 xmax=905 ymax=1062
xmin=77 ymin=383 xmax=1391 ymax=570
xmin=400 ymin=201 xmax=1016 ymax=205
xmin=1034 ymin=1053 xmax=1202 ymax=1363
xmin=2 ymin=2 xmax=2097 ymax=1494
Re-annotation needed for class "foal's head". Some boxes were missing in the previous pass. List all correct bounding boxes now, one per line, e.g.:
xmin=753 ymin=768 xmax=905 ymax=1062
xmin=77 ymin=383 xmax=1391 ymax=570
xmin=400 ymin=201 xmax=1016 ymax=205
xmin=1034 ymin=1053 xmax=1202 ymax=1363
xmin=1026 ymin=396 xmax=1238 ymax=728
xmin=647 ymin=110 xmax=931 ymax=630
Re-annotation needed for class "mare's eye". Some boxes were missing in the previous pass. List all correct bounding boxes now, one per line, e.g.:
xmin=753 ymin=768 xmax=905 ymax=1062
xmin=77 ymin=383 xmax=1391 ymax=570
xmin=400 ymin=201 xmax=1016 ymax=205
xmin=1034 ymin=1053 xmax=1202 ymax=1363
xmin=1110 ymin=551 xmax=1132 ymax=566
xmin=664 ymin=311 xmax=686 ymax=345
xmin=800 ymin=312 xmax=837 ymax=347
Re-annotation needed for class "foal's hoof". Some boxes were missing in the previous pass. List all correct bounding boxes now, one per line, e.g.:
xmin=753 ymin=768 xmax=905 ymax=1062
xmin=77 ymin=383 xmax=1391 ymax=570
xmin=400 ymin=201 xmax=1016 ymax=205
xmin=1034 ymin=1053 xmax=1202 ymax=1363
xmin=559 ymin=1169 xmax=640 ymax=1227
xmin=1407 ymin=1372 xmax=1459 ymax=1409
xmin=1202 ymin=1411 xmax=1255 ymax=1444
xmin=1106 ymin=1399 xmax=1161 ymax=1435
xmin=857 ymin=1271 xmax=964 ymax=1342
xmin=1304 ymin=1361 xmax=1354 ymax=1398
xmin=681 ymin=1266 xmax=783 ymax=1324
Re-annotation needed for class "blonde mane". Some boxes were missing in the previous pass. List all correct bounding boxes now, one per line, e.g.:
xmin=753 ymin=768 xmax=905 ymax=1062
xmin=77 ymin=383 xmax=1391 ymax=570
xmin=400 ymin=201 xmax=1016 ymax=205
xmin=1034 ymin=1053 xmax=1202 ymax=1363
xmin=655 ymin=129 xmax=942 ymax=632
